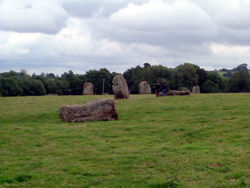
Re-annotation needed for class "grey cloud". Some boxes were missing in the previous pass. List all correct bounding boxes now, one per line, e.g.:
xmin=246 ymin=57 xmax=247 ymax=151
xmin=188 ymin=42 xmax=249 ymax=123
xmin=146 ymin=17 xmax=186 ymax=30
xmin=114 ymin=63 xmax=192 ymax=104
xmin=62 ymin=1 xmax=123 ymax=18
xmin=62 ymin=0 xmax=147 ymax=18
xmin=93 ymin=0 xmax=217 ymax=47
xmin=1 ymin=0 xmax=250 ymax=75
xmin=217 ymin=28 xmax=250 ymax=45
xmin=0 ymin=55 xmax=130 ymax=75
xmin=193 ymin=0 xmax=250 ymax=45
xmin=0 ymin=0 xmax=68 ymax=34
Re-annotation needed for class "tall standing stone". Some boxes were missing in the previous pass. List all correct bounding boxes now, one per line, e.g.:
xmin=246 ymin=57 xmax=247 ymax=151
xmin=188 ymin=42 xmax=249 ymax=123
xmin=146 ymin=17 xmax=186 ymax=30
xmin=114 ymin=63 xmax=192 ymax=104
xmin=192 ymin=85 xmax=200 ymax=94
xmin=83 ymin=82 xmax=94 ymax=95
xmin=139 ymin=81 xmax=151 ymax=94
xmin=112 ymin=74 xmax=129 ymax=99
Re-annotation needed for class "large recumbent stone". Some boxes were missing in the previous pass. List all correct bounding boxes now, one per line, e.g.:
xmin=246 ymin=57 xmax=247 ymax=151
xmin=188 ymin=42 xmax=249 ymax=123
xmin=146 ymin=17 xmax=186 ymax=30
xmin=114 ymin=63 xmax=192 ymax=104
xmin=59 ymin=99 xmax=118 ymax=122
xmin=166 ymin=90 xmax=191 ymax=96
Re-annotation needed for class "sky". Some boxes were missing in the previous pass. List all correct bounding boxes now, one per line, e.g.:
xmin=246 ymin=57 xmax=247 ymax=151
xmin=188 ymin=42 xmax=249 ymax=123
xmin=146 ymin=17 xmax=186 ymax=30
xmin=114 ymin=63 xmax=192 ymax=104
xmin=0 ymin=0 xmax=250 ymax=75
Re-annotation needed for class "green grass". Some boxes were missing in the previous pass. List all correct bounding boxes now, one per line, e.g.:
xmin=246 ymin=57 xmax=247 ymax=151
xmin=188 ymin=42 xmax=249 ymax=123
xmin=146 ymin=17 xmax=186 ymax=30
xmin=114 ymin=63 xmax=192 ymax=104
xmin=0 ymin=94 xmax=249 ymax=187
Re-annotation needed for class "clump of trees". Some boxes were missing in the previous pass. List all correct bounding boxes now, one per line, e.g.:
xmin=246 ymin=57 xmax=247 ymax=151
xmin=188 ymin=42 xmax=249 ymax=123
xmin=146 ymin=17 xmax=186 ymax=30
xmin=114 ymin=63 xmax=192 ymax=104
xmin=0 ymin=70 xmax=46 ymax=96
xmin=0 ymin=63 xmax=249 ymax=96
xmin=229 ymin=70 xmax=250 ymax=92
xmin=124 ymin=63 xmax=234 ymax=94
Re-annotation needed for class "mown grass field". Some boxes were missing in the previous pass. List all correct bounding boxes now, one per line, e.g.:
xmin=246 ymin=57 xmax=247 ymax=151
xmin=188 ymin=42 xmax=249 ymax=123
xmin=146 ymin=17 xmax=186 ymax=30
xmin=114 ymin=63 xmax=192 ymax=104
xmin=0 ymin=94 xmax=249 ymax=187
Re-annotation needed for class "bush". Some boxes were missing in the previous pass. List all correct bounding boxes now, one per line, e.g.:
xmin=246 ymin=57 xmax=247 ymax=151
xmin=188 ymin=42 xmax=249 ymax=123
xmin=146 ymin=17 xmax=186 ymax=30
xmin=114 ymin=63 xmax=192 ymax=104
xmin=21 ymin=78 xmax=46 ymax=96
xmin=0 ymin=77 xmax=23 ymax=96
xmin=229 ymin=71 xmax=250 ymax=92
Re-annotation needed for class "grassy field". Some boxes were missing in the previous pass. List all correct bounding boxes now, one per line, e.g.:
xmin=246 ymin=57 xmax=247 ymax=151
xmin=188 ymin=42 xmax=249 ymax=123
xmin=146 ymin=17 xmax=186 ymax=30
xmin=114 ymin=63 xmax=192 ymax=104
xmin=0 ymin=94 xmax=249 ymax=187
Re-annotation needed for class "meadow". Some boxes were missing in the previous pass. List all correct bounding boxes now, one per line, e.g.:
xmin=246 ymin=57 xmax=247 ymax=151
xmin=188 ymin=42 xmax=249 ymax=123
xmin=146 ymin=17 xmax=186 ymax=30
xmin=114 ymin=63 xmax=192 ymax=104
xmin=0 ymin=94 xmax=249 ymax=187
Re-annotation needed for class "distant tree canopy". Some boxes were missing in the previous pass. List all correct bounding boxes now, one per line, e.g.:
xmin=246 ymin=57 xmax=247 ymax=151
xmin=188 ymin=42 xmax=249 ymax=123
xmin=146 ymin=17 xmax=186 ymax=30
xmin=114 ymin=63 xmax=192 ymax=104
xmin=229 ymin=70 xmax=250 ymax=92
xmin=233 ymin=63 xmax=248 ymax=71
xmin=0 ymin=63 xmax=249 ymax=96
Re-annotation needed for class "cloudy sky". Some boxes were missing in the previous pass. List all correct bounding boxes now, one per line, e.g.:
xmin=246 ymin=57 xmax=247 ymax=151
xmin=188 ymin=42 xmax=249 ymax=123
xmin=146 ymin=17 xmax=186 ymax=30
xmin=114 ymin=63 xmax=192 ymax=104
xmin=0 ymin=0 xmax=250 ymax=75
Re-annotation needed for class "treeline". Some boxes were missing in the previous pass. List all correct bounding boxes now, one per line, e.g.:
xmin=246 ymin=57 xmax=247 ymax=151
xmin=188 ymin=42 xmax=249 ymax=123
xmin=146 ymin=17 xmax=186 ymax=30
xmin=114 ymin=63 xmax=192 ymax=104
xmin=0 ymin=63 xmax=250 ymax=96
xmin=0 ymin=68 xmax=115 ymax=96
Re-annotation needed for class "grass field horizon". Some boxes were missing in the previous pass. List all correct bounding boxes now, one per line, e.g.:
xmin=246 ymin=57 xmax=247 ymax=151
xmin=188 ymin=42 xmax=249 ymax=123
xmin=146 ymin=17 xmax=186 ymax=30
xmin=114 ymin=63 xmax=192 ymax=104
xmin=0 ymin=94 xmax=249 ymax=187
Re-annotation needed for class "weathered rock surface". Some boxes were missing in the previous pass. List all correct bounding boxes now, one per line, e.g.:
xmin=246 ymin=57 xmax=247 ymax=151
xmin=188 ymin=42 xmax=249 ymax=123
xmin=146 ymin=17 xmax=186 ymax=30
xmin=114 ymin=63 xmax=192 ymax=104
xmin=192 ymin=85 xmax=200 ymax=94
xmin=166 ymin=90 xmax=191 ymax=96
xmin=112 ymin=75 xmax=129 ymax=99
xmin=139 ymin=81 xmax=151 ymax=94
xmin=59 ymin=99 xmax=118 ymax=122
xmin=83 ymin=82 xmax=94 ymax=95
xmin=181 ymin=87 xmax=191 ymax=93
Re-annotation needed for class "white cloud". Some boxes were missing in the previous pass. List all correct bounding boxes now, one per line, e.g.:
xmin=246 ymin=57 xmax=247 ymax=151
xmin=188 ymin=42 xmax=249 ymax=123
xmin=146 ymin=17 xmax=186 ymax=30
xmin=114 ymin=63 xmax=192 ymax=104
xmin=98 ymin=0 xmax=217 ymax=45
xmin=61 ymin=0 xmax=147 ymax=18
xmin=0 ymin=0 xmax=250 ymax=74
xmin=0 ymin=0 xmax=68 ymax=34
xmin=194 ymin=0 xmax=250 ymax=45
xmin=211 ymin=43 xmax=250 ymax=55
xmin=0 ymin=31 xmax=39 ymax=58
xmin=210 ymin=43 xmax=250 ymax=67
xmin=16 ymin=48 xmax=31 ymax=55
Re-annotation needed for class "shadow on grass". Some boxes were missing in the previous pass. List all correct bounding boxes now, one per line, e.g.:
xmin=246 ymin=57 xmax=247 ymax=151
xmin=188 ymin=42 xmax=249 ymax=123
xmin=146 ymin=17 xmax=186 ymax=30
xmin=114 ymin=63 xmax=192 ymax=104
xmin=0 ymin=174 xmax=32 ymax=185
xmin=150 ymin=177 xmax=180 ymax=188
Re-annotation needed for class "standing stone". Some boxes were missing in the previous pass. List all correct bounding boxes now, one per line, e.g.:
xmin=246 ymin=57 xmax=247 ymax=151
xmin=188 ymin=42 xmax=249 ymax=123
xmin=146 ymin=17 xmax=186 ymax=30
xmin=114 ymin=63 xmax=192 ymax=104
xmin=83 ymin=82 xmax=93 ymax=95
xmin=139 ymin=81 xmax=151 ymax=94
xmin=192 ymin=85 xmax=200 ymax=94
xmin=112 ymin=74 xmax=129 ymax=99
xmin=59 ymin=99 xmax=118 ymax=123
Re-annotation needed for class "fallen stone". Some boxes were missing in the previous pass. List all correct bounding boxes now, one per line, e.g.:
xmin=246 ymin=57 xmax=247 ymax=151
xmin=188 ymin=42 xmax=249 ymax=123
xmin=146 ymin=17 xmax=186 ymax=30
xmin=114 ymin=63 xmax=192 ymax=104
xmin=83 ymin=82 xmax=94 ymax=95
xmin=181 ymin=87 xmax=191 ymax=93
xmin=166 ymin=90 xmax=191 ymax=96
xmin=112 ymin=74 xmax=129 ymax=99
xmin=139 ymin=81 xmax=151 ymax=94
xmin=59 ymin=99 xmax=118 ymax=123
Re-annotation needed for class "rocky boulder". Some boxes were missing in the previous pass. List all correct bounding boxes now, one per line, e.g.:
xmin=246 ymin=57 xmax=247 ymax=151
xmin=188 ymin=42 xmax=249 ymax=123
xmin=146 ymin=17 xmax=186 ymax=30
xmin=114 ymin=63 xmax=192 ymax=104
xmin=139 ymin=81 xmax=151 ymax=94
xmin=59 ymin=99 xmax=118 ymax=123
xmin=112 ymin=75 xmax=129 ymax=99
xmin=166 ymin=90 xmax=191 ymax=96
xmin=83 ymin=82 xmax=94 ymax=95
xmin=192 ymin=85 xmax=200 ymax=94
xmin=181 ymin=87 xmax=191 ymax=93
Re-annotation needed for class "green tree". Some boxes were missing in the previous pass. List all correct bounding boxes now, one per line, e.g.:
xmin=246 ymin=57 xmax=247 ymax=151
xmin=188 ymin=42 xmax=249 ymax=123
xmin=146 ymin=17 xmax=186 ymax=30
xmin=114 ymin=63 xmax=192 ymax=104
xmin=0 ymin=77 xmax=23 ymax=96
xmin=54 ymin=79 xmax=70 ymax=95
xmin=61 ymin=71 xmax=85 ymax=95
xmin=229 ymin=70 xmax=250 ymax=92
xmin=21 ymin=78 xmax=46 ymax=96
xmin=201 ymin=72 xmax=227 ymax=93
xmin=202 ymin=80 xmax=219 ymax=93
xmin=143 ymin=62 xmax=151 ymax=68
xmin=123 ymin=65 xmax=143 ymax=94
xmin=124 ymin=65 xmax=176 ymax=93
xmin=176 ymin=63 xmax=199 ymax=90
xmin=196 ymin=67 xmax=207 ymax=89
xmin=85 ymin=68 xmax=113 ymax=94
